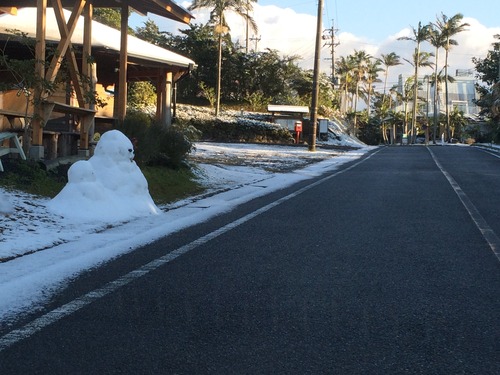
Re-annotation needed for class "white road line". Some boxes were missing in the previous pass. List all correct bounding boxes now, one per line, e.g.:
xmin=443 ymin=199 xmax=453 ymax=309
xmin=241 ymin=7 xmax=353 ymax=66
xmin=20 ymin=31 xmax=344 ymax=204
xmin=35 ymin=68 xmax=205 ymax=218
xmin=0 ymin=148 xmax=383 ymax=352
xmin=428 ymin=147 xmax=500 ymax=261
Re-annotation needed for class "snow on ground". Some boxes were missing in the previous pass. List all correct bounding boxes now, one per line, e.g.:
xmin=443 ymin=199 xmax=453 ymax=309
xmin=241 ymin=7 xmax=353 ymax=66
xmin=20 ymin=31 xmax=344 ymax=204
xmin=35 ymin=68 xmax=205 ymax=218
xmin=0 ymin=132 xmax=373 ymax=324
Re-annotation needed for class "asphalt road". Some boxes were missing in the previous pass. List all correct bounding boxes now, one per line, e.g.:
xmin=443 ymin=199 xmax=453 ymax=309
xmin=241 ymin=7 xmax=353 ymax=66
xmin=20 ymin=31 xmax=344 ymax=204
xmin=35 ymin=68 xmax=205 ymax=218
xmin=1 ymin=146 xmax=499 ymax=374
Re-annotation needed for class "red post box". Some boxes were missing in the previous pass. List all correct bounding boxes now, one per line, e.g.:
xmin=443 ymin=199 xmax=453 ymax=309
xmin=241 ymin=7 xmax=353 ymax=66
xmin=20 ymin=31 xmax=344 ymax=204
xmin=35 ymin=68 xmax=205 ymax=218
xmin=294 ymin=121 xmax=302 ymax=144
xmin=294 ymin=121 xmax=302 ymax=132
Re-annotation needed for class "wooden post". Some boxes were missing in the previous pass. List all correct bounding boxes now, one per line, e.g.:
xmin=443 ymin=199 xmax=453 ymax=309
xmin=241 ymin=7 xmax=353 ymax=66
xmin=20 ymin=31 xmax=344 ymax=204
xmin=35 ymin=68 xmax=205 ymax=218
xmin=117 ymin=3 xmax=128 ymax=122
xmin=163 ymin=71 xmax=172 ymax=128
xmin=30 ymin=0 xmax=47 ymax=159
xmin=80 ymin=1 xmax=93 ymax=154
xmin=156 ymin=71 xmax=165 ymax=124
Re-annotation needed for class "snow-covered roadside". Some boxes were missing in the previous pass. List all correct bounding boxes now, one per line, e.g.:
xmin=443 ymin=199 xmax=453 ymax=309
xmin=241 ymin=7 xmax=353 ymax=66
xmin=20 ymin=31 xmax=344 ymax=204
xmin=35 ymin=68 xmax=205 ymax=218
xmin=0 ymin=142 xmax=374 ymax=323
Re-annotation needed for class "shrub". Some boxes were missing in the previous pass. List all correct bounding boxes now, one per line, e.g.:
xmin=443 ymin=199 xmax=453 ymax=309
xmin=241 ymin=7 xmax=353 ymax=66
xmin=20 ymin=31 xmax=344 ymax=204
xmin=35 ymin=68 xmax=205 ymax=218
xmin=143 ymin=124 xmax=194 ymax=169
xmin=0 ymin=159 xmax=66 ymax=197
xmin=186 ymin=116 xmax=293 ymax=143
xmin=120 ymin=112 xmax=194 ymax=169
xmin=464 ymin=138 xmax=475 ymax=145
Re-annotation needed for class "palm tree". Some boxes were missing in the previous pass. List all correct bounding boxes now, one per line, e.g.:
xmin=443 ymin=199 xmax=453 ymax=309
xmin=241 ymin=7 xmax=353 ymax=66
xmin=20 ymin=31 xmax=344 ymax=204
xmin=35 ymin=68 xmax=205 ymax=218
xmin=398 ymin=22 xmax=431 ymax=143
xmin=351 ymin=50 xmax=372 ymax=133
xmin=379 ymin=52 xmax=402 ymax=98
xmin=403 ymin=50 xmax=434 ymax=142
xmin=336 ymin=55 xmax=356 ymax=115
xmin=427 ymin=24 xmax=447 ymax=143
xmin=434 ymin=13 xmax=469 ymax=141
xmin=430 ymin=68 xmax=455 ymax=139
xmin=365 ymin=59 xmax=383 ymax=116
xmin=189 ymin=0 xmax=258 ymax=116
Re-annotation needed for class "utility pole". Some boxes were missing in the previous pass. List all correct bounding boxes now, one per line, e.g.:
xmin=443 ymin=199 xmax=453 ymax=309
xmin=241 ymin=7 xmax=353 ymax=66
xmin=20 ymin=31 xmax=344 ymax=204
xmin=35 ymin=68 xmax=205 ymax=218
xmin=322 ymin=20 xmax=339 ymax=87
xmin=309 ymin=0 xmax=323 ymax=152
xmin=245 ymin=0 xmax=249 ymax=53
xmin=250 ymin=35 xmax=261 ymax=52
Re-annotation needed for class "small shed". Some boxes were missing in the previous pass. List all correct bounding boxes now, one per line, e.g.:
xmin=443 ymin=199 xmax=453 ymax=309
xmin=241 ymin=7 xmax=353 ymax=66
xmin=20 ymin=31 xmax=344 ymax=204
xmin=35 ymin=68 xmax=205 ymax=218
xmin=267 ymin=105 xmax=309 ymax=131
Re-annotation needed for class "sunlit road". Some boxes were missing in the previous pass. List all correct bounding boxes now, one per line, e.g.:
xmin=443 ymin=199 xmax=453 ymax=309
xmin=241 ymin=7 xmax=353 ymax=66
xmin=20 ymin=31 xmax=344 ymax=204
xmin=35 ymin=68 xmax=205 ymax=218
xmin=1 ymin=146 xmax=499 ymax=374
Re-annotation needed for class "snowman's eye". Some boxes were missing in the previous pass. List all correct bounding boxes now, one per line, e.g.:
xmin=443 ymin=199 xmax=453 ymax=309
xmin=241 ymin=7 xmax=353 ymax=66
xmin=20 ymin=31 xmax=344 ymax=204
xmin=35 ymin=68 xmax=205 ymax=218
xmin=128 ymin=149 xmax=133 ymax=152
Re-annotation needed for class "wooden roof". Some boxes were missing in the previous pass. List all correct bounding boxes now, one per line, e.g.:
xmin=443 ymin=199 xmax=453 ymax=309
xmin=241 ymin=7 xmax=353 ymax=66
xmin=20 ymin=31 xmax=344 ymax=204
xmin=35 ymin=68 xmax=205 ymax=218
xmin=0 ymin=0 xmax=193 ymax=24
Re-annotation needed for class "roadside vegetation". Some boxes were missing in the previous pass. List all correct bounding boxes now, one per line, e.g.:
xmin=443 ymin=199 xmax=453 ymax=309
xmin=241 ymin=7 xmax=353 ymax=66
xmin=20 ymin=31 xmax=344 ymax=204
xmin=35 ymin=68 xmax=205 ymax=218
xmin=1 ymin=7 xmax=499 ymax=202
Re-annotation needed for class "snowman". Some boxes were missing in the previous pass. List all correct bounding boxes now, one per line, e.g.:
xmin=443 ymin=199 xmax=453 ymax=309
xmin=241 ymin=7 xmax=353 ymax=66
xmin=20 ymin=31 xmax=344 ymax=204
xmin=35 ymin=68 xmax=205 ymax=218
xmin=48 ymin=130 xmax=159 ymax=221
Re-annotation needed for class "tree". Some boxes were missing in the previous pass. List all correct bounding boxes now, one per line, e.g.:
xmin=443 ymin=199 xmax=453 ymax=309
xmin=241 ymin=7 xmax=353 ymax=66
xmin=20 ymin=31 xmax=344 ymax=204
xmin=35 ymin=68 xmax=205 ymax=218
xmin=351 ymin=50 xmax=372 ymax=133
xmin=365 ymin=59 xmax=383 ymax=116
xmin=434 ymin=13 xmax=469 ymax=141
xmin=135 ymin=19 xmax=168 ymax=46
xmin=379 ymin=52 xmax=402 ymax=99
xmin=427 ymin=23 xmax=447 ymax=143
xmin=473 ymin=34 xmax=500 ymax=141
xmin=336 ymin=55 xmax=356 ymax=115
xmin=188 ymin=0 xmax=258 ymax=116
xmin=429 ymin=67 xmax=455 ymax=139
xmin=399 ymin=22 xmax=432 ymax=143
xmin=93 ymin=8 xmax=134 ymax=34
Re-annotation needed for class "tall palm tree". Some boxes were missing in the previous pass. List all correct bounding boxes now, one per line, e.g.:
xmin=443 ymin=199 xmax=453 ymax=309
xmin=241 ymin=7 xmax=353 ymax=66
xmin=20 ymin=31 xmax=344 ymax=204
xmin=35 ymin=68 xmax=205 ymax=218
xmin=430 ymin=68 xmax=455 ymax=140
xmin=434 ymin=13 xmax=469 ymax=141
xmin=405 ymin=51 xmax=434 ymax=141
xmin=427 ymin=24 xmax=447 ymax=143
xmin=336 ymin=55 xmax=356 ymax=115
xmin=398 ymin=22 xmax=431 ymax=143
xmin=351 ymin=50 xmax=372 ymax=133
xmin=365 ymin=59 xmax=383 ymax=116
xmin=189 ymin=0 xmax=258 ymax=116
xmin=379 ymin=52 xmax=402 ymax=98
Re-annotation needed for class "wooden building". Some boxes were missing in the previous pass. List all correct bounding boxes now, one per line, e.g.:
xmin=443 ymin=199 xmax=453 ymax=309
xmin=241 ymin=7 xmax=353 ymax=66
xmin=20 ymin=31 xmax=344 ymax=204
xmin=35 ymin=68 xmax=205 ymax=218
xmin=0 ymin=1 xmax=194 ymax=161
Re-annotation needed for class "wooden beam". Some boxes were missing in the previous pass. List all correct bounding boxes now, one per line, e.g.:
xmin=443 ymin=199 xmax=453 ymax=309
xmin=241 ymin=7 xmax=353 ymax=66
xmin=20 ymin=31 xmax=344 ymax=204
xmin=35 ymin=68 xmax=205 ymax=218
xmin=0 ymin=7 xmax=17 ymax=15
xmin=45 ymin=0 xmax=86 ymax=105
xmin=150 ymin=0 xmax=192 ymax=24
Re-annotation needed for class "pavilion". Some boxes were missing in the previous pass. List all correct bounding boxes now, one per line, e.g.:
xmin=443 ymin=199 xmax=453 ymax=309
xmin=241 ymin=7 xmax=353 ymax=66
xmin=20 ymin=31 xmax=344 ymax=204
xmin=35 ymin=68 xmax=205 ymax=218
xmin=0 ymin=1 xmax=194 ymax=160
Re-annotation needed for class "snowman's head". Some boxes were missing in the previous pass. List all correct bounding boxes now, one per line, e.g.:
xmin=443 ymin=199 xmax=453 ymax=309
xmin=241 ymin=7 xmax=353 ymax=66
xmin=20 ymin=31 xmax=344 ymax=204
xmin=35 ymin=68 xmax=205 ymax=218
xmin=94 ymin=130 xmax=135 ymax=162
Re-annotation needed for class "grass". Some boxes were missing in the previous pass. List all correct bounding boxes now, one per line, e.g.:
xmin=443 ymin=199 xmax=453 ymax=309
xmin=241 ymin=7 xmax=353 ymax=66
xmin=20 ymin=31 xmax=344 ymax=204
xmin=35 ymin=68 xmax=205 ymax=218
xmin=0 ymin=159 xmax=205 ymax=204
xmin=141 ymin=165 xmax=205 ymax=205
xmin=0 ymin=160 xmax=67 ymax=197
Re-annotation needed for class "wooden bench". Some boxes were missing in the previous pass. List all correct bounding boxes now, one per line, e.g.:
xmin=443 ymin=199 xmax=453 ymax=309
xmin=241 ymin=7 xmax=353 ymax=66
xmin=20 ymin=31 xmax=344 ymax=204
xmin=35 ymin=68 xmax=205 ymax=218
xmin=42 ymin=101 xmax=96 ymax=133
xmin=0 ymin=109 xmax=31 ymax=128
xmin=0 ymin=132 xmax=27 ymax=172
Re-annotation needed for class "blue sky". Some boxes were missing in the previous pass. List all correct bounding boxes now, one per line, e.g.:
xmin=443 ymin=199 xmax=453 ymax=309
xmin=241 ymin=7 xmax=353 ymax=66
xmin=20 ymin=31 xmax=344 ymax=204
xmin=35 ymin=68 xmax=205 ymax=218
xmin=258 ymin=0 xmax=498 ymax=44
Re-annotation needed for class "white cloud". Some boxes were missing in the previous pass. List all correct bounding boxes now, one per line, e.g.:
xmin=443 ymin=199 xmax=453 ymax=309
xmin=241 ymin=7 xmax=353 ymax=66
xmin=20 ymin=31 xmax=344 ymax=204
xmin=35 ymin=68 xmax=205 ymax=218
xmin=152 ymin=4 xmax=498 ymax=84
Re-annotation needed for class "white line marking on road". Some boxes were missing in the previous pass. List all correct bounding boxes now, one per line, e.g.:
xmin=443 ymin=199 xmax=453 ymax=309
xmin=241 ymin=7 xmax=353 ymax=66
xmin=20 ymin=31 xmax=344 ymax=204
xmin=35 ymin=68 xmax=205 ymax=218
xmin=0 ymin=148 xmax=384 ymax=352
xmin=428 ymin=147 xmax=500 ymax=262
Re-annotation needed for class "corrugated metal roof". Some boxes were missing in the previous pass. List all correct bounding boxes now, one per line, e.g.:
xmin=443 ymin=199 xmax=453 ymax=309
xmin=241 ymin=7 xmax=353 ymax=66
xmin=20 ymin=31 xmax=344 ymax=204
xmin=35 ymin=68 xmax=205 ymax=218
xmin=0 ymin=7 xmax=195 ymax=68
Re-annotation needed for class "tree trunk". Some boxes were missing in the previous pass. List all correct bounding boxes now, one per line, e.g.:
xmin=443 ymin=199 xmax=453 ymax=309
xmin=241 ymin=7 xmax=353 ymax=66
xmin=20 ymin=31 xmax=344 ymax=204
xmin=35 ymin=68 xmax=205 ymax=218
xmin=444 ymin=46 xmax=450 ymax=141
xmin=411 ymin=46 xmax=420 ymax=145
xmin=215 ymin=32 xmax=222 ymax=116
xmin=432 ymin=47 xmax=439 ymax=144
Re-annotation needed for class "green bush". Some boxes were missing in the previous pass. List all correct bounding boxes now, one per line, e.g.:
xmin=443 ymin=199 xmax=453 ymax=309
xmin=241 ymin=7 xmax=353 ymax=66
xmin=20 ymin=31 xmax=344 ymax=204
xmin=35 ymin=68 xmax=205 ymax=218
xmin=119 ymin=113 xmax=194 ymax=169
xmin=0 ymin=159 xmax=66 ymax=197
xmin=143 ymin=124 xmax=194 ymax=169
xmin=188 ymin=117 xmax=293 ymax=143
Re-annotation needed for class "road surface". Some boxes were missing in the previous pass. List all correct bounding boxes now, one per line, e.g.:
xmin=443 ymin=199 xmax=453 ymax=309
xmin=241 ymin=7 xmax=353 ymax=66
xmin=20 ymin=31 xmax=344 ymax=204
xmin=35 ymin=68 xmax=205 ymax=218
xmin=1 ymin=146 xmax=499 ymax=374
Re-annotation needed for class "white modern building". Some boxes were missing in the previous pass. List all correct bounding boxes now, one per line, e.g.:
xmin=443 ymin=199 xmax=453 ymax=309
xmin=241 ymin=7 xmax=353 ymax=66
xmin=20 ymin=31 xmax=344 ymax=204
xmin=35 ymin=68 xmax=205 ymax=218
xmin=396 ymin=69 xmax=480 ymax=118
